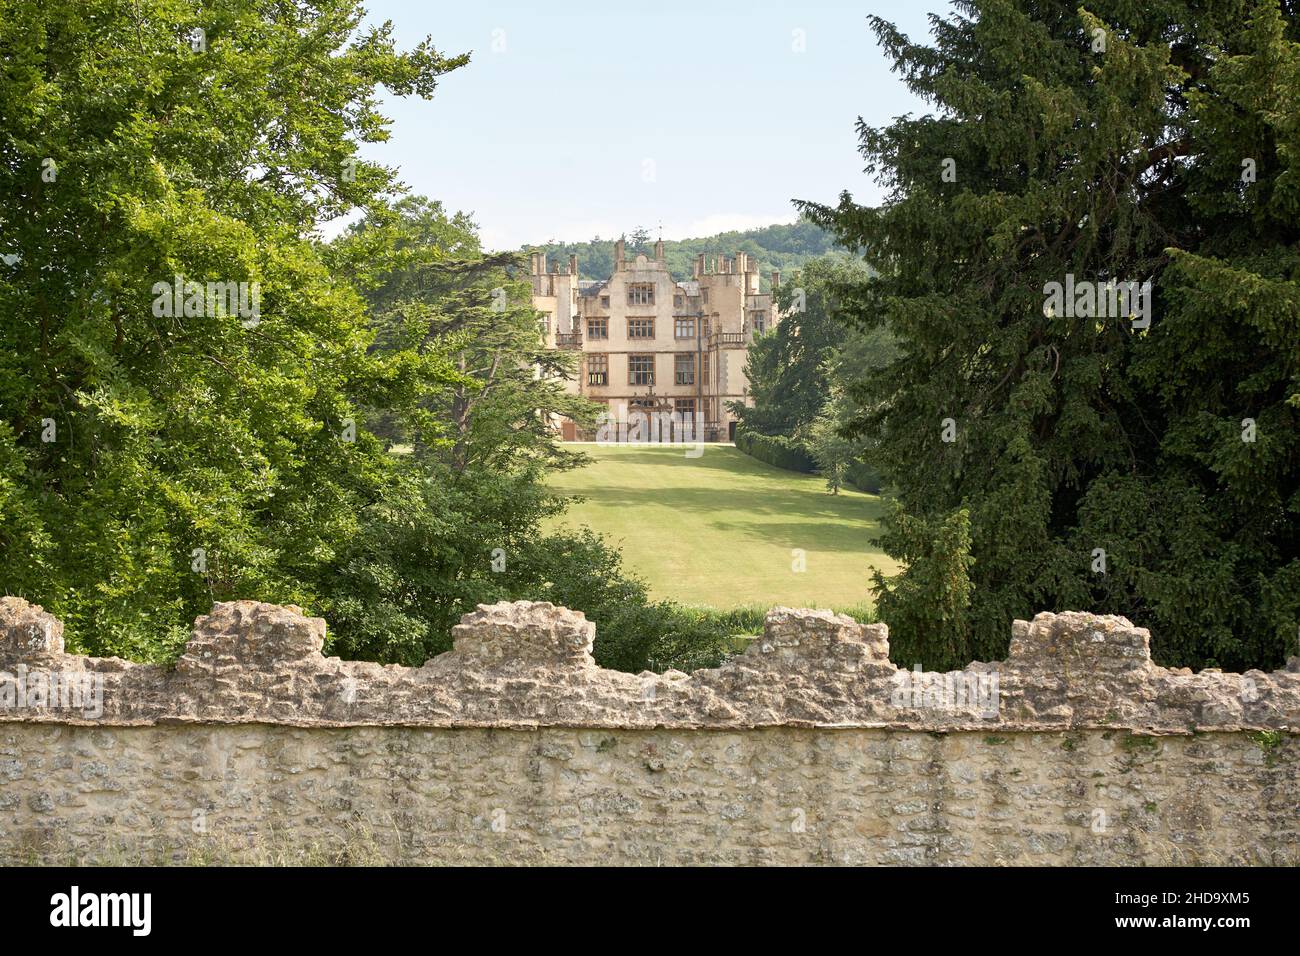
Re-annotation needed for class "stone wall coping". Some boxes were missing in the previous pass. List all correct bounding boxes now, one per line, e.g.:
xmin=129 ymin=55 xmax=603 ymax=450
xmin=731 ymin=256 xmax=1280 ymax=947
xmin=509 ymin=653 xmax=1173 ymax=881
xmin=0 ymin=597 xmax=1296 ymax=733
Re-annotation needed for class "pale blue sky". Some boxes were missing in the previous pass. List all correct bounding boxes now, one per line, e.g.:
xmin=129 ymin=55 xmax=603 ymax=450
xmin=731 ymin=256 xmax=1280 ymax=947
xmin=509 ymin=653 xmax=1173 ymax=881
xmin=350 ymin=1 xmax=948 ymax=250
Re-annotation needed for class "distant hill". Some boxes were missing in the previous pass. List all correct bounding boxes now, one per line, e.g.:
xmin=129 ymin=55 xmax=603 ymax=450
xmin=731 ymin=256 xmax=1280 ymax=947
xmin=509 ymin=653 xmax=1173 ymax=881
xmin=523 ymin=221 xmax=846 ymax=289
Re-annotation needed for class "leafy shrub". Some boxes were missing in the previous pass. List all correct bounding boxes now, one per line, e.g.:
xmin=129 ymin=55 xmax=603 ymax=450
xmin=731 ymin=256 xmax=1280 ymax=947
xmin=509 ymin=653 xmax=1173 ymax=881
xmin=324 ymin=509 xmax=745 ymax=674
xmin=845 ymin=460 xmax=882 ymax=494
xmin=514 ymin=528 xmax=742 ymax=673
xmin=734 ymin=427 xmax=817 ymax=474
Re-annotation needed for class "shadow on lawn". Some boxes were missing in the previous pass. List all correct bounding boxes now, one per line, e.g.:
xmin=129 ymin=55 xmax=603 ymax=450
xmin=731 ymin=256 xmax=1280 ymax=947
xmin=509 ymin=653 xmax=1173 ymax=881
xmin=562 ymin=480 xmax=885 ymax=518
xmin=556 ymin=484 xmax=889 ymax=555
xmin=580 ymin=444 xmax=840 ymax=480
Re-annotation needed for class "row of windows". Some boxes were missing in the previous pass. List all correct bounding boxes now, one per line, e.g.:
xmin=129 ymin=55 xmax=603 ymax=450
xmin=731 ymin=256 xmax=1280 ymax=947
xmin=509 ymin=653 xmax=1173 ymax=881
xmin=586 ymin=353 xmax=710 ymax=387
xmin=584 ymin=317 xmax=716 ymax=340
xmin=594 ymin=289 xmax=704 ymax=309
xmin=557 ymin=313 xmax=764 ymax=342
xmin=628 ymin=284 xmax=712 ymax=308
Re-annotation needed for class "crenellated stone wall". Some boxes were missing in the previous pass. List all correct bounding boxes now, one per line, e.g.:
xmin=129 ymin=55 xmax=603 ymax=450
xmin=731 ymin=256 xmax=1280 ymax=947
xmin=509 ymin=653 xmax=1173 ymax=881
xmin=0 ymin=596 xmax=1296 ymax=865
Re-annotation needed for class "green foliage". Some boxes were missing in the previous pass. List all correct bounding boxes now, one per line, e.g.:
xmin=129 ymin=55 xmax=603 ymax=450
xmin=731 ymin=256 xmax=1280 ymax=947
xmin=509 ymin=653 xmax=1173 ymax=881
xmin=510 ymin=529 xmax=737 ymax=673
xmin=845 ymin=460 xmax=883 ymax=495
xmin=0 ymin=0 xmax=886 ymax=688
xmin=313 ymin=467 xmax=737 ymax=673
xmin=869 ymin=507 xmax=974 ymax=670
xmin=801 ymin=1 xmax=1300 ymax=671
xmin=734 ymin=428 xmax=817 ymax=474
xmin=806 ymin=387 xmax=887 ymax=496
xmin=324 ymin=502 xmax=742 ymax=673
xmin=1249 ymin=730 xmax=1285 ymax=767
xmin=735 ymin=254 xmax=896 ymax=496
xmin=319 ymin=462 xmax=560 ymax=664
xmin=0 ymin=0 xmax=469 ymax=659
xmin=806 ymin=393 xmax=857 ymax=493
xmin=0 ymin=0 xmax=738 ymax=677
xmin=735 ymin=256 xmax=878 ymax=436
xmin=528 ymin=221 xmax=838 ymax=286
xmin=309 ymin=198 xmax=740 ymax=672
xmin=344 ymin=196 xmax=599 ymax=473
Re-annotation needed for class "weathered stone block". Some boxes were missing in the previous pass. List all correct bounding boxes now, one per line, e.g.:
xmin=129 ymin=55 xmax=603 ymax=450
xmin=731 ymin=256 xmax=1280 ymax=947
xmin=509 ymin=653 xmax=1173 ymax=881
xmin=0 ymin=597 xmax=64 ymax=662
xmin=451 ymin=601 xmax=595 ymax=668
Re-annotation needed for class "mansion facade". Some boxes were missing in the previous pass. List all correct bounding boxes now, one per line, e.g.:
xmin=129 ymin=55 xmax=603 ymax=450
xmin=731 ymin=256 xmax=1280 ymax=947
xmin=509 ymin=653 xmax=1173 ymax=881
xmin=530 ymin=238 xmax=782 ymax=442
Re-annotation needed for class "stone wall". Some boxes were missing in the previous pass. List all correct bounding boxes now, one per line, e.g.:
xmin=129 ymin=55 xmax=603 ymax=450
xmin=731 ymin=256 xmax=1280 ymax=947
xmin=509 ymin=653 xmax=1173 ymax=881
xmin=0 ymin=597 xmax=1296 ymax=865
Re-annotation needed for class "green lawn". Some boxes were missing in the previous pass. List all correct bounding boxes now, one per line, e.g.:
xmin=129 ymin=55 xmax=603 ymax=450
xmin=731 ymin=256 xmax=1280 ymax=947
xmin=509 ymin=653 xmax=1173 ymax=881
xmin=545 ymin=443 xmax=899 ymax=610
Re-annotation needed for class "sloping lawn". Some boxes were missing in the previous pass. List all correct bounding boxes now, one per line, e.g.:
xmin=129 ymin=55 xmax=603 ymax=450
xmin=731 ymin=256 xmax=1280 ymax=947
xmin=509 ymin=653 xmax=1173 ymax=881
xmin=545 ymin=443 xmax=899 ymax=609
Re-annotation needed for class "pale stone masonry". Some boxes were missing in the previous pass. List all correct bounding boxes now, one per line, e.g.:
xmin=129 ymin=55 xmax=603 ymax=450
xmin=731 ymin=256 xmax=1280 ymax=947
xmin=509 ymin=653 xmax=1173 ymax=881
xmin=530 ymin=240 xmax=779 ymax=441
xmin=0 ymin=596 xmax=1296 ymax=864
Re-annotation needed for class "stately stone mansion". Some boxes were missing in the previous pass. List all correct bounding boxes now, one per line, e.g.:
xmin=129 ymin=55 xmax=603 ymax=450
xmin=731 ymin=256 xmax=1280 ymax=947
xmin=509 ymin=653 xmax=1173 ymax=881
xmin=529 ymin=239 xmax=782 ymax=441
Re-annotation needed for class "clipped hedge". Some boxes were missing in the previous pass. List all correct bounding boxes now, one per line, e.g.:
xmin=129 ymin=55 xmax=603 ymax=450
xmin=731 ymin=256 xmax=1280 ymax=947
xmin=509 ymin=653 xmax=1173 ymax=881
xmin=734 ymin=428 xmax=817 ymax=473
xmin=735 ymin=428 xmax=884 ymax=493
xmin=845 ymin=459 xmax=882 ymax=494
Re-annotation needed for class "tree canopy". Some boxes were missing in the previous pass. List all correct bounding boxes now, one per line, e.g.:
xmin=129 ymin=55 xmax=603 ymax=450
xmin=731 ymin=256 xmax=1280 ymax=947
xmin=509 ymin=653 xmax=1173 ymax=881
xmin=735 ymin=256 xmax=892 ymax=439
xmin=0 ymin=0 xmax=474 ymax=658
xmin=801 ymin=0 xmax=1300 ymax=671
xmin=527 ymin=221 xmax=838 ymax=285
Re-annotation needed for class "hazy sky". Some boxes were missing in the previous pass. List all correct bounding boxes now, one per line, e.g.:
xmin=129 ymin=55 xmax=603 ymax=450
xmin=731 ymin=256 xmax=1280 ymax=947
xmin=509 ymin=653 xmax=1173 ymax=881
xmin=348 ymin=1 xmax=948 ymax=250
